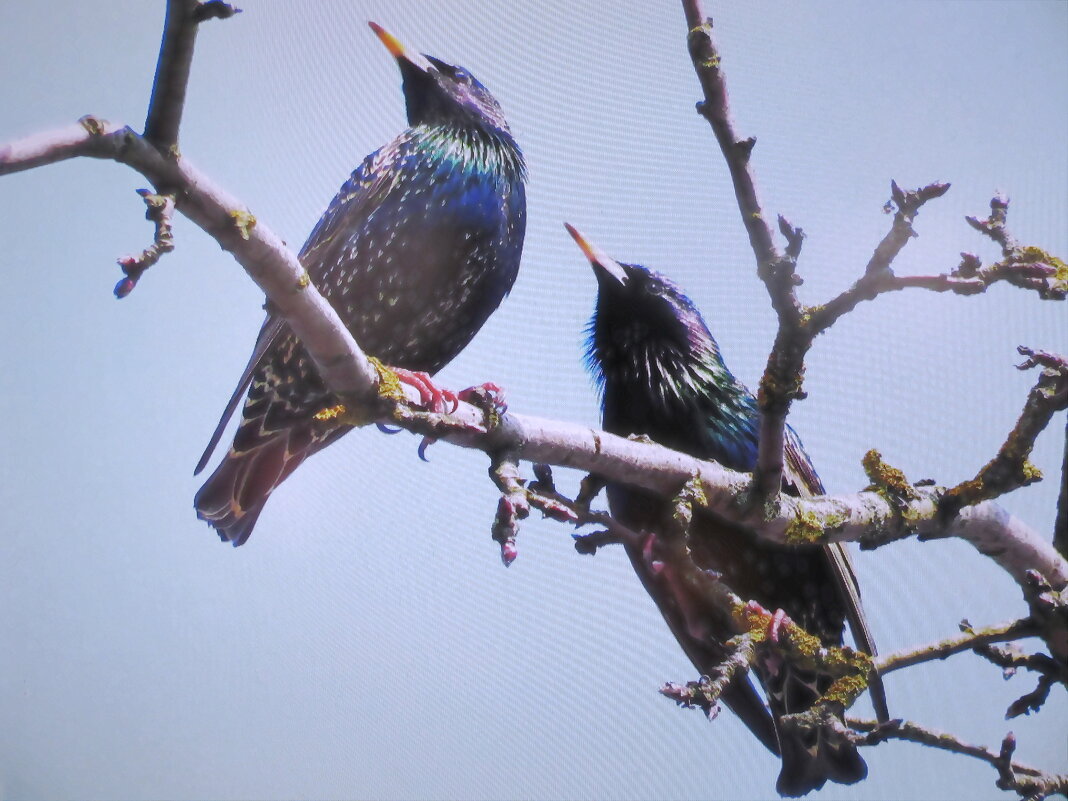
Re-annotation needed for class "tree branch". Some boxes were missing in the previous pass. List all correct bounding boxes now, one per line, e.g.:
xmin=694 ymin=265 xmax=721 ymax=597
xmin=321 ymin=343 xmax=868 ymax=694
xmin=943 ymin=348 xmax=1068 ymax=515
xmin=1057 ymin=428 xmax=1068 ymax=560
xmin=3 ymin=122 xmax=1063 ymax=670
xmin=809 ymin=181 xmax=952 ymax=332
xmin=850 ymin=719 xmax=1068 ymax=801
xmin=875 ymin=618 xmax=1039 ymax=675
xmin=115 ymin=189 xmax=176 ymax=298
xmin=0 ymin=121 xmax=380 ymax=402
xmin=4 ymin=4 xmax=1065 ymax=793
xmin=682 ymin=0 xmax=801 ymax=505
xmin=143 ymin=0 xmax=241 ymax=153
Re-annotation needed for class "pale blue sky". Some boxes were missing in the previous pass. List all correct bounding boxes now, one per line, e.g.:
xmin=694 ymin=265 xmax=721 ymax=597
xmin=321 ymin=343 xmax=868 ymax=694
xmin=1 ymin=2 xmax=1066 ymax=799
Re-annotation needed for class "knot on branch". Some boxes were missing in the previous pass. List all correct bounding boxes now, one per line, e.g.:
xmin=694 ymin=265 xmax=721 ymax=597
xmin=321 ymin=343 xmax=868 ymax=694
xmin=783 ymin=504 xmax=849 ymax=546
xmin=861 ymin=450 xmax=924 ymax=538
xmin=757 ymin=355 xmax=808 ymax=411
xmin=526 ymin=463 xmax=581 ymax=525
xmin=78 ymin=115 xmax=109 ymax=137
xmin=229 ymin=209 xmax=256 ymax=241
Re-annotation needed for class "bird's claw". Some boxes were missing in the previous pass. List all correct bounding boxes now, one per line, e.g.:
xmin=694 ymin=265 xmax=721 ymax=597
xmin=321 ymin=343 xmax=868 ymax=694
xmin=417 ymin=436 xmax=436 ymax=462
xmin=458 ymin=381 xmax=508 ymax=415
xmin=390 ymin=367 xmax=458 ymax=413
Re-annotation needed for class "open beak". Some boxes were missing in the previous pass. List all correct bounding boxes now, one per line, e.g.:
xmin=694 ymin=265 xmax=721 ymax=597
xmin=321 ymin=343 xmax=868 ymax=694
xmin=565 ymin=223 xmax=629 ymax=286
xmin=368 ymin=22 xmax=434 ymax=73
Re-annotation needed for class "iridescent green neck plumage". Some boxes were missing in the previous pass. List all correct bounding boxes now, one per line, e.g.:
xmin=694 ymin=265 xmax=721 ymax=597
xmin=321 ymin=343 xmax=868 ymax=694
xmin=417 ymin=124 xmax=526 ymax=182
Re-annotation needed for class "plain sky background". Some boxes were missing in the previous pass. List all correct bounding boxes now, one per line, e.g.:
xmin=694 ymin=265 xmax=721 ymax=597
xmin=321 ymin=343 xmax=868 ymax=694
xmin=1 ymin=2 xmax=1066 ymax=799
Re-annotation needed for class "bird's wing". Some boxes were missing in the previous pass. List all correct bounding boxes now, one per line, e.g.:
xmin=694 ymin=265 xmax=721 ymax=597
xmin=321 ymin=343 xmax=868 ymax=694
xmin=298 ymin=140 xmax=405 ymax=280
xmin=194 ymin=314 xmax=288 ymax=475
xmin=784 ymin=427 xmax=890 ymax=721
xmin=194 ymin=140 xmax=407 ymax=476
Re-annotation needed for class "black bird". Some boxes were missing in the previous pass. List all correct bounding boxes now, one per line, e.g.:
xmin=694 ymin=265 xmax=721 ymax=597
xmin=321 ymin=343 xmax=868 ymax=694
xmin=568 ymin=224 xmax=886 ymax=797
xmin=194 ymin=24 xmax=526 ymax=545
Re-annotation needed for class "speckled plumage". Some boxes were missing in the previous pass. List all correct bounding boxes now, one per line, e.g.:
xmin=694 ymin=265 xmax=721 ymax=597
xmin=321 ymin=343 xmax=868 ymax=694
xmin=194 ymin=28 xmax=526 ymax=546
xmin=576 ymin=232 xmax=884 ymax=797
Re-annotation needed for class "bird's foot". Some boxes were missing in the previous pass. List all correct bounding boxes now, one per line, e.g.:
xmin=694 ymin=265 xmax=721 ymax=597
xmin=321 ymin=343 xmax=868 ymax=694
xmin=458 ymin=381 xmax=508 ymax=427
xmin=371 ymin=363 xmax=460 ymax=460
xmin=742 ymin=600 xmax=794 ymax=644
xmin=388 ymin=366 xmax=459 ymax=414
xmin=768 ymin=608 xmax=791 ymax=643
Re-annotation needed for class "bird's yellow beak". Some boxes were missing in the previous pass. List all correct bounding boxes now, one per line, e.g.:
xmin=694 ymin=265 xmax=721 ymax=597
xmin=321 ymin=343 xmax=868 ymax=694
xmin=368 ymin=22 xmax=433 ymax=73
xmin=565 ymin=223 xmax=629 ymax=286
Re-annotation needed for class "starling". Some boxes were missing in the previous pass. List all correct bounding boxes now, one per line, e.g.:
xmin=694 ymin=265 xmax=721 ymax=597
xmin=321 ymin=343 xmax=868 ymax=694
xmin=194 ymin=24 xmax=526 ymax=545
xmin=568 ymin=225 xmax=886 ymax=797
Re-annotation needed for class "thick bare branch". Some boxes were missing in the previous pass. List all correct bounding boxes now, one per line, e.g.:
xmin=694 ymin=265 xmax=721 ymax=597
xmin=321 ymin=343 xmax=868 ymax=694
xmin=365 ymin=393 xmax=1068 ymax=601
xmin=0 ymin=121 xmax=379 ymax=401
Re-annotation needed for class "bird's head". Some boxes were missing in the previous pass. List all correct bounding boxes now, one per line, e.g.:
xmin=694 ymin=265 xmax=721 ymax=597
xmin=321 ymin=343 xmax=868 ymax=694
xmin=566 ymin=223 xmax=723 ymax=393
xmin=369 ymin=22 xmax=514 ymax=138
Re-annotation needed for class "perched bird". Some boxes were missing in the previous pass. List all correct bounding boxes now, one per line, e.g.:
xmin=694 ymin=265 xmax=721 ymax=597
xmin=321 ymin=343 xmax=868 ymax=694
xmin=568 ymin=224 xmax=886 ymax=797
xmin=194 ymin=24 xmax=526 ymax=545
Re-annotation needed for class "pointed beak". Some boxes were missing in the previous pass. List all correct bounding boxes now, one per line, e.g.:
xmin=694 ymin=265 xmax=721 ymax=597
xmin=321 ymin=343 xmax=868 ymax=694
xmin=368 ymin=22 xmax=434 ymax=73
xmin=565 ymin=223 xmax=628 ymax=286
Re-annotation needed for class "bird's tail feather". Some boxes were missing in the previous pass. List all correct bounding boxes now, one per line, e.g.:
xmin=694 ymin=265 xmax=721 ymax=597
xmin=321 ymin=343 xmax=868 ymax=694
xmin=194 ymin=422 xmax=342 ymax=546
xmin=769 ymin=664 xmax=867 ymax=796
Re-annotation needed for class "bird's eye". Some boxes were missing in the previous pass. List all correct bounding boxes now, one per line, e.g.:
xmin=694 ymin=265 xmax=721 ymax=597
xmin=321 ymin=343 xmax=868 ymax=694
xmin=451 ymin=67 xmax=471 ymax=83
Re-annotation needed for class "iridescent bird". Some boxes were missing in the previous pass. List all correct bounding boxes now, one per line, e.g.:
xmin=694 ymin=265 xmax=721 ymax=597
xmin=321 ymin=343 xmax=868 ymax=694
xmin=568 ymin=224 xmax=886 ymax=797
xmin=194 ymin=24 xmax=526 ymax=545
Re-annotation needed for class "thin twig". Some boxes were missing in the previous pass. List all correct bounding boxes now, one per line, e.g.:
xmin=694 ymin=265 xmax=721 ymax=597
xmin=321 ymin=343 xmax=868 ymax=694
xmin=488 ymin=452 xmax=528 ymax=566
xmin=875 ymin=618 xmax=1038 ymax=675
xmin=850 ymin=719 xmax=1068 ymax=800
xmin=115 ymin=189 xmax=176 ymax=298
xmin=810 ymin=181 xmax=952 ymax=333
xmin=660 ymin=633 xmax=757 ymax=720
xmin=943 ymin=348 xmax=1068 ymax=515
